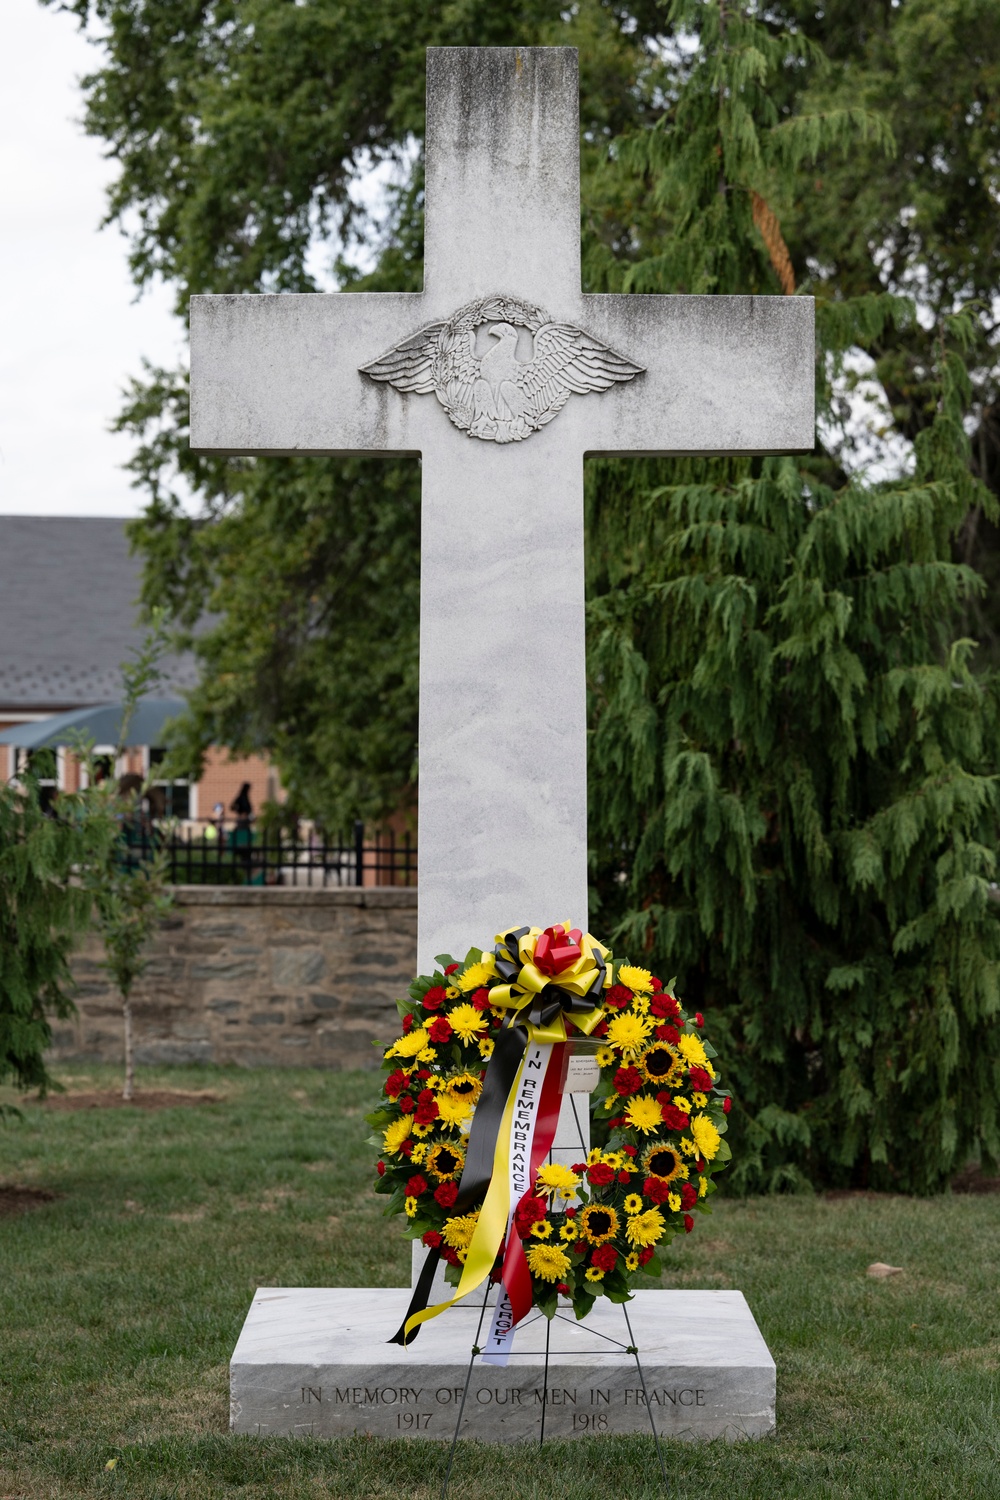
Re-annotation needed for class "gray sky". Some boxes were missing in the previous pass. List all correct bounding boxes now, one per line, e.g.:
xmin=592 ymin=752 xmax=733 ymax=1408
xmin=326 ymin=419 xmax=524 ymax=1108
xmin=1 ymin=0 xmax=181 ymax=516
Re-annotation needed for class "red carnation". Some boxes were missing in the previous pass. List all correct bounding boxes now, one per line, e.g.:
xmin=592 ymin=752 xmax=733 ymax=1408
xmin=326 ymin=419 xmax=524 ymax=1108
xmin=428 ymin=1017 xmax=453 ymax=1044
xmin=680 ymin=1182 xmax=698 ymax=1210
xmin=471 ymin=988 xmax=491 ymax=1011
xmin=398 ymin=1095 xmax=415 ymax=1113
xmin=655 ymin=1024 xmax=681 ymax=1045
xmin=444 ymin=963 xmax=460 ymax=975
xmin=399 ymin=1138 xmax=413 ymax=1157
xmin=384 ymin=1069 xmax=407 ymax=1099
xmin=415 ymin=1098 xmax=439 ymax=1126
xmin=618 ymin=1171 xmax=631 ymax=1184
xmin=434 ymin=1181 xmax=458 ymax=1208
xmin=689 ymin=1066 xmax=713 ymax=1092
xmin=376 ymin=1161 xmax=386 ymax=1177
xmin=422 ymin=1230 xmax=442 ymax=1248
xmin=638 ymin=1246 xmax=655 ymax=1265
xmin=684 ymin=1214 xmax=695 ymax=1233
xmin=650 ymin=977 xmax=663 ymax=992
xmin=694 ymin=1012 xmax=704 ymax=1028
xmin=565 ymin=1207 xmax=577 ymax=1219
xmin=442 ymin=1247 xmax=461 ymax=1266
xmin=660 ymin=1104 xmax=690 ymax=1132
xmin=586 ymin=1163 xmax=616 ymax=1187
xmin=556 ymin=1283 xmax=569 ymax=1295
xmin=605 ymin=984 xmax=632 ymax=1010
xmin=650 ymin=993 xmax=680 ymax=1019
xmin=592 ymin=1244 xmax=618 ymax=1272
xmin=607 ymin=1118 xmax=625 ymax=1130
xmin=402 ymin=1013 xmax=414 ymax=1032
xmin=514 ymin=1195 xmax=548 ymax=1234
xmin=622 ymin=1144 xmax=637 ymax=1157
xmin=723 ymin=1096 xmax=732 ymax=1114
xmin=593 ymin=1020 xmax=609 ymax=1038
xmin=417 ymin=1068 xmax=431 ymax=1080
xmin=571 ymin=1163 xmax=587 ymax=1173
xmin=643 ymin=1176 xmax=671 ymax=1204
xmin=422 ymin=986 xmax=448 ymax=1010
xmin=406 ymin=1174 xmax=428 ymax=1197
xmin=574 ymin=1241 xmax=587 ymax=1254
xmin=613 ymin=1065 xmax=643 ymax=1097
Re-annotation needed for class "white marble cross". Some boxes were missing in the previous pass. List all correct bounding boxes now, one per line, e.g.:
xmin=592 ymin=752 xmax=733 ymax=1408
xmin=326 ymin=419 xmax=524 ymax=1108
xmin=191 ymin=45 xmax=813 ymax=971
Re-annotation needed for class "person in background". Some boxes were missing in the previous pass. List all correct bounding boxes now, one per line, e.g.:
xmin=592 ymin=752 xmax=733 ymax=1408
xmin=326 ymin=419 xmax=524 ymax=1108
xmin=230 ymin=783 xmax=253 ymax=825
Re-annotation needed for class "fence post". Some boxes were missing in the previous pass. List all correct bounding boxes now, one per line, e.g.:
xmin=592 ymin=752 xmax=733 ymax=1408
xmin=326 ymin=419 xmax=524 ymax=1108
xmin=354 ymin=820 xmax=364 ymax=888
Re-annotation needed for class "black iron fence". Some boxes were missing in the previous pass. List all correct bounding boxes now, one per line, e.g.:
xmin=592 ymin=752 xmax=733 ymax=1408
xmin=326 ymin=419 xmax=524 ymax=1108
xmin=119 ymin=819 xmax=416 ymax=888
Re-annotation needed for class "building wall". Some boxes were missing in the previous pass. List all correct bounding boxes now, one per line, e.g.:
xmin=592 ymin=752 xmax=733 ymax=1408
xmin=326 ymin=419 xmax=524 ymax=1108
xmin=53 ymin=886 xmax=417 ymax=1071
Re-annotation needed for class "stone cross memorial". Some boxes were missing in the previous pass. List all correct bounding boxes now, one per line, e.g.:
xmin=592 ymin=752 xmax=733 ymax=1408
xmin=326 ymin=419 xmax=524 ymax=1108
xmin=197 ymin=46 xmax=810 ymax=1445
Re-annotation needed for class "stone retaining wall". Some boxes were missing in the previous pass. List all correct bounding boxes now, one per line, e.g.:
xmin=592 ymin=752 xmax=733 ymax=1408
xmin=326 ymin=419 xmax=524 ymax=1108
xmin=53 ymin=887 xmax=417 ymax=1071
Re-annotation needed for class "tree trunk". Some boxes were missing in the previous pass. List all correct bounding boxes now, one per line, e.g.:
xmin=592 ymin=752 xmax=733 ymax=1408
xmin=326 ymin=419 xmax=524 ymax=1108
xmin=122 ymin=1000 xmax=134 ymax=1102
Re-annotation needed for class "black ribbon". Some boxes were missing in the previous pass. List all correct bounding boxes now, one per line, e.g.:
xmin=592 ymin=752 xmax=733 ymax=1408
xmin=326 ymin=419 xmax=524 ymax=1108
xmin=389 ymin=929 xmax=607 ymax=1346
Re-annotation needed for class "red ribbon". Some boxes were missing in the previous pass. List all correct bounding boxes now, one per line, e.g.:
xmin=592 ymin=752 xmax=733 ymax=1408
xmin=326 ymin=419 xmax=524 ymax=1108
xmin=532 ymin=924 xmax=583 ymax=978
xmin=499 ymin=1041 xmax=568 ymax=1327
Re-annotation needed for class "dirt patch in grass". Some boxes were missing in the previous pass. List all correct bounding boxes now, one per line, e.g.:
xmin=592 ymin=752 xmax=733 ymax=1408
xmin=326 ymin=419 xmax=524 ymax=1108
xmin=951 ymin=1164 xmax=1000 ymax=1194
xmin=0 ymin=1184 xmax=59 ymax=1216
xmin=31 ymin=1090 xmax=222 ymax=1112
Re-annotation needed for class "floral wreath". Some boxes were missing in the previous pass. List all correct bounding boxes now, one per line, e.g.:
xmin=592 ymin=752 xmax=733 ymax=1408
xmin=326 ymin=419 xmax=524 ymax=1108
xmin=368 ymin=923 xmax=731 ymax=1344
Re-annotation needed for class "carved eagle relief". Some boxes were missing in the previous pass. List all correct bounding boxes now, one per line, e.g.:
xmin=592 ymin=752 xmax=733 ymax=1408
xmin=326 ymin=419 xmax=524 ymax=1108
xmin=360 ymin=295 xmax=644 ymax=444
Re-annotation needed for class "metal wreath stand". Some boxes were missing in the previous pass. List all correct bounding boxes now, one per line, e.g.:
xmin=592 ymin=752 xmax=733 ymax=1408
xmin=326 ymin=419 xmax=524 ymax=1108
xmin=439 ymin=1095 xmax=670 ymax=1499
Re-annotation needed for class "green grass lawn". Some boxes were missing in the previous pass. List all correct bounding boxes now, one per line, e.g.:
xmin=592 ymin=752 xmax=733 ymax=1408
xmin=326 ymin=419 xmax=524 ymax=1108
xmin=1 ymin=1064 xmax=998 ymax=1499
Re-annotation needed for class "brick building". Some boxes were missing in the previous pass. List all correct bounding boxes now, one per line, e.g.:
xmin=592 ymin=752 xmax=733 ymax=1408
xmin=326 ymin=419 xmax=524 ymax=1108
xmin=0 ymin=516 xmax=277 ymax=816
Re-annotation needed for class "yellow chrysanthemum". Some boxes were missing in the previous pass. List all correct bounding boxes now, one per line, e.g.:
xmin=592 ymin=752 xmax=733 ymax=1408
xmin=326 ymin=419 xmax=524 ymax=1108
xmin=624 ymin=1194 xmax=643 ymax=1215
xmin=667 ymin=1192 xmax=681 ymax=1213
xmin=442 ymin=1212 xmax=479 ymax=1250
xmin=606 ymin=1012 xmax=655 ymax=1057
xmin=631 ymin=995 xmax=651 ymax=1015
xmin=693 ymin=1092 xmax=708 ymax=1108
xmin=526 ymin=1242 xmax=571 ymax=1283
xmin=535 ymin=1163 xmax=581 ymax=1199
xmin=559 ymin=1223 xmax=577 ymax=1242
xmin=448 ymin=1004 xmax=487 ymax=1044
xmin=595 ymin=1045 xmax=616 ymax=1067
xmin=618 ymin=964 xmax=653 ymax=993
xmin=478 ymin=1038 xmax=495 ymax=1059
xmin=456 ymin=957 xmax=495 ymax=991
xmin=529 ymin=1219 xmax=553 ymax=1239
xmin=426 ymin=1142 xmax=464 ymax=1181
xmin=603 ymin=1097 xmax=615 ymax=1111
xmin=382 ymin=1116 xmax=414 ymax=1155
xmin=625 ymin=1095 xmax=663 ymax=1135
xmin=690 ymin=1113 xmax=722 ymax=1162
xmin=579 ymin=1205 xmax=620 ymax=1246
xmin=677 ymin=1032 xmax=711 ymax=1070
xmin=404 ymin=1196 xmax=418 ymax=1217
xmin=625 ymin=1207 xmax=666 ymax=1248
xmin=387 ymin=1028 xmax=430 ymax=1059
xmin=436 ymin=1093 xmax=474 ymax=1128
xmin=641 ymin=1143 xmax=687 ymax=1184
xmin=625 ymin=1252 xmax=640 ymax=1272
xmin=698 ymin=1176 xmax=708 ymax=1198
xmin=585 ymin=1266 xmax=605 ymax=1282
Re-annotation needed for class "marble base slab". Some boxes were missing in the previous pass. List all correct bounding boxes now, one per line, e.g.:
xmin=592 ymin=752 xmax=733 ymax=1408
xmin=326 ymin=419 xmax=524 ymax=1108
xmin=231 ymin=1287 xmax=775 ymax=1443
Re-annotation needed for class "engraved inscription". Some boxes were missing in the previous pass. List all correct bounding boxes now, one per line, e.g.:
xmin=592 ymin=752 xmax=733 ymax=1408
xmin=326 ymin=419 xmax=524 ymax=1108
xmin=361 ymin=295 xmax=644 ymax=444
xmin=302 ymin=1382 xmax=711 ymax=1432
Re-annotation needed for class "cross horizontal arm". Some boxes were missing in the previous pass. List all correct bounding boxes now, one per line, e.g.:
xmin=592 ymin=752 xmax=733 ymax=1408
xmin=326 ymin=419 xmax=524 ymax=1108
xmin=566 ymin=294 xmax=815 ymax=456
xmin=190 ymin=292 xmax=434 ymax=456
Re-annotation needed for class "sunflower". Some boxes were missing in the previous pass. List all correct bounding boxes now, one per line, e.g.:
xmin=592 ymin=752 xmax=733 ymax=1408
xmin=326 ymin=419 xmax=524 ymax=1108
xmin=417 ymin=1046 xmax=438 ymax=1064
xmin=382 ymin=1116 xmax=414 ymax=1155
xmin=456 ymin=957 xmax=495 ymax=991
xmin=618 ymin=964 xmax=653 ymax=993
xmin=426 ymin=1143 xmax=465 ymax=1181
xmin=698 ymin=1176 xmax=708 ymax=1198
xmin=535 ymin=1163 xmax=581 ymax=1199
xmin=529 ymin=1219 xmax=554 ymax=1239
xmin=638 ymin=1045 xmax=679 ymax=1086
xmin=387 ymin=1028 xmax=430 ymax=1059
xmin=625 ymin=1207 xmax=666 ymax=1248
xmin=442 ymin=1212 xmax=479 ymax=1250
xmin=606 ymin=1012 xmax=654 ymax=1057
xmin=526 ymin=1243 xmax=571 ymax=1283
xmin=559 ymin=1223 xmax=578 ymax=1242
xmin=478 ymin=1038 xmax=495 ymax=1059
xmin=671 ymin=1094 xmax=692 ymax=1114
xmin=692 ymin=1092 xmax=708 ymax=1108
xmin=641 ymin=1143 xmax=687 ymax=1184
xmin=625 ymin=1096 xmax=663 ymax=1134
xmin=668 ymin=1192 xmax=681 ymax=1212
xmin=625 ymin=1252 xmax=640 ymax=1272
xmin=624 ymin=1194 xmax=643 ymax=1216
xmin=677 ymin=1032 xmax=711 ymax=1071
xmin=578 ymin=1205 xmax=620 ymax=1246
xmin=680 ymin=1137 xmax=697 ymax=1157
xmin=595 ymin=1045 xmax=616 ymax=1067
xmin=410 ymin=1143 xmax=427 ymax=1164
xmin=448 ymin=1004 xmax=487 ymax=1044
xmin=412 ymin=1122 xmax=435 ymax=1137
xmin=690 ymin=1113 xmax=722 ymax=1161
xmin=585 ymin=1266 xmax=605 ymax=1282
xmin=404 ymin=1196 xmax=418 ymax=1217
xmin=446 ymin=1072 xmax=483 ymax=1104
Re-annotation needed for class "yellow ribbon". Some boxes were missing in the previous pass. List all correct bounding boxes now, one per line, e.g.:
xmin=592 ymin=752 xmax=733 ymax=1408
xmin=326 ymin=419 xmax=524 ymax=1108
xmin=489 ymin=923 xmax=610 ymax=1044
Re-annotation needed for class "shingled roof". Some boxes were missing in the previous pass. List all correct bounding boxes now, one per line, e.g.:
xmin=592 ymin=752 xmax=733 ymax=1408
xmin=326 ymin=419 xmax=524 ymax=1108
xmin=0 ymin=517 xmax=199 ymax=712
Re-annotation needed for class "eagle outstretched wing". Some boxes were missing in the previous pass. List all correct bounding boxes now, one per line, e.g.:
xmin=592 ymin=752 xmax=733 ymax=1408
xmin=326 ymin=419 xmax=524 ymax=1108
xmin=359 ymin=322 xmax=448 ymax=394
xmin=519 ymin=323 xmax=645 ymax=427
